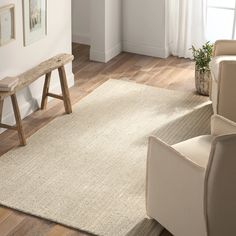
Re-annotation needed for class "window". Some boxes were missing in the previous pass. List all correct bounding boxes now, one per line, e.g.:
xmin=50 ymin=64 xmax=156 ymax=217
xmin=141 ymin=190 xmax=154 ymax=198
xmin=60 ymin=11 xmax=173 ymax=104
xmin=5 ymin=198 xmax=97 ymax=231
xmin=207 ymin=0 xmax=236 ymax=42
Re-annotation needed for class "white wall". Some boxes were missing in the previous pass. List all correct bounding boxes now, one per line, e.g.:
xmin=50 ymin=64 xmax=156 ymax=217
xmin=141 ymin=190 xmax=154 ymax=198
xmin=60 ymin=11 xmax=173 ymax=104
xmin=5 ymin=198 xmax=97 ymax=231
xmin=90 ymin=0 xmax=122 ymax=63
xmin=72 ymin=0 xmax=90 ymax=45
xmin=105 ymin=0 xmax=122 ymax=61
xmin=72 ymin=0 xmax=168 ymax=61
xmin=122 ymin=0 xmax=169 ymax=58
xmin=89 ymin=0 xmax=105 ymax=61
xmin=0 ymin=0 xmax=74 ymax=128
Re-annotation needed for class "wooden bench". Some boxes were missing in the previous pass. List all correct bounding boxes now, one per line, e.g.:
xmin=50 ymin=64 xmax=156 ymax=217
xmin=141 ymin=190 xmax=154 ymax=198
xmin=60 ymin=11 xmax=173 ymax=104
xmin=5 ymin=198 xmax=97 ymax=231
xmin=0 ymin=53 xmax=74 ymax=146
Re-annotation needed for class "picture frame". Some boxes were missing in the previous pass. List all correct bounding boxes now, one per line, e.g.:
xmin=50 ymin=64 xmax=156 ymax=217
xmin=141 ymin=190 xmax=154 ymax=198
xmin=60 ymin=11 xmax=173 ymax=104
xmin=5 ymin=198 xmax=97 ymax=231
xmin=23 ymin=0 xmax=47 ymax=46
xmin=0 ymin=4 xmax=15 ymax=46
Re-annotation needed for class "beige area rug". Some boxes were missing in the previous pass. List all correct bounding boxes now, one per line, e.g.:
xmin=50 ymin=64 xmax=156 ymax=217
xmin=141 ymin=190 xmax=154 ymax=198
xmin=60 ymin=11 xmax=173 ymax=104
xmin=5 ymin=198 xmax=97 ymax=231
xmin=0 ymin=79 xmax=213 ymax=236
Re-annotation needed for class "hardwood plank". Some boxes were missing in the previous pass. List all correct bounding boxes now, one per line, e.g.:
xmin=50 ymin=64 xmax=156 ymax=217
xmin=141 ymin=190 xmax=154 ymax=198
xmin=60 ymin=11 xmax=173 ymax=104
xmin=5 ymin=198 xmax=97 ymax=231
xmin=0 ymin=213 xmax=25 ymax=236
xmin=0 ymin=43 xmax=195 ymax=236
xmin=9 ymin=216 xmax=52 ymax=236
xmin=0 ymin=209 xmax=12 ymax=224
xmin=46 ymin=225 xmax=70 ymax=236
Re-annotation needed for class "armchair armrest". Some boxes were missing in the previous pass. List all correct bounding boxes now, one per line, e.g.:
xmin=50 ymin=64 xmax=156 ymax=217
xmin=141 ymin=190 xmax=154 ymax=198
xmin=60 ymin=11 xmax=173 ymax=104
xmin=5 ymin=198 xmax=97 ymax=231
xmin=210 ymin=56 xmax=236 ymax=82
xmin=211 ymin=115 xmax=236 ymax=136
xmin=147 ymin=136 xmax=205 ymax=171
xmin=213 ymin=40 xmax=236 ymax=56
xmin=146 ymin=136 xmax=205 ymax=233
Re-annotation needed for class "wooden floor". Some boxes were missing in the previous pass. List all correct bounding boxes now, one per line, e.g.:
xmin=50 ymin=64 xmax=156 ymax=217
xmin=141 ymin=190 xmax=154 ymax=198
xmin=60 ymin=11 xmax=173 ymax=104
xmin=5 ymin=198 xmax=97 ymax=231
xmin=0 ymin=44 xmax=195 ymax=236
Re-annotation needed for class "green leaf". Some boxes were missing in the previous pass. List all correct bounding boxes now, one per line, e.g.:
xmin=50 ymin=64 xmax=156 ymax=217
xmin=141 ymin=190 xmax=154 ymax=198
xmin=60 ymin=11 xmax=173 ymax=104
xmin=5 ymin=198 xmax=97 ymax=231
xmin=190 ymin=41 xmax=214 ymax=71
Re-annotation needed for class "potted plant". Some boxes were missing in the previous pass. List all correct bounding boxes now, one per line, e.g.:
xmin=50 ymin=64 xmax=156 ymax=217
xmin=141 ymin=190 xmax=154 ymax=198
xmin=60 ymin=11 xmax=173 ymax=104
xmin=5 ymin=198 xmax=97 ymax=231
xmin=191 ymin=42 xmax=214 ymax=96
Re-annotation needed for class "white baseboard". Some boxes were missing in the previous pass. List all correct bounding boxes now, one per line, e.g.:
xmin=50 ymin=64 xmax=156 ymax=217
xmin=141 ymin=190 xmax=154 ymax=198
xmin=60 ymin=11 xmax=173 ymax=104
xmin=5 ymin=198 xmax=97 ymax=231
xmin=123 ymin=40 xmax=170 ymax=58
xmin=105 ymin=43 xmax=122 ymax=62
xmin=90 ymin=49 xmax=107 ymax=63
xmin=90 ymin=43 xmax=122 ymax=63
xmin=72 ymin=34 xmax=90 ymax=45
xmin=0 ymin=73 xmax=74 ymax=134
xmin=90 ymin=41 xmax=170 ymax=62
xmin=73 ymin=35 xmax=170 ymax=60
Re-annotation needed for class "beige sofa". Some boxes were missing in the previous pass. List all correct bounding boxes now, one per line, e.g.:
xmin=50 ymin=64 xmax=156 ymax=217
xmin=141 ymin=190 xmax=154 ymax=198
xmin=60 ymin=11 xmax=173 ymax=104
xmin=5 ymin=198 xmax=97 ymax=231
xmin=146 ymin=115 xmax=236 ymax=236
xmin=210 ymin=40 xmax=236 ymax=122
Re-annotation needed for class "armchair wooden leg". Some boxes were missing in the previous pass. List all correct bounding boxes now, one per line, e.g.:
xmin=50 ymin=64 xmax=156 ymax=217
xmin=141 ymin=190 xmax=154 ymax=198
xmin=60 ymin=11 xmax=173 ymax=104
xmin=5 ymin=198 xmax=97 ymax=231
xmin=41 ymin=72 xmax=52 ymax=110
xmin=58 ymin=66 xmax=72 ymax=114
xmin=11 ymin=94 xmax=26 ymax=146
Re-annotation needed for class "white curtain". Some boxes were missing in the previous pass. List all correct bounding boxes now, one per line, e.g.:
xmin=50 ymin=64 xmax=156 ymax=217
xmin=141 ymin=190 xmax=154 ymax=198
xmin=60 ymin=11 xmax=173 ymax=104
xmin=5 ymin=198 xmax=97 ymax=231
xmin=167 ymin=0 xmax=207 ymax=58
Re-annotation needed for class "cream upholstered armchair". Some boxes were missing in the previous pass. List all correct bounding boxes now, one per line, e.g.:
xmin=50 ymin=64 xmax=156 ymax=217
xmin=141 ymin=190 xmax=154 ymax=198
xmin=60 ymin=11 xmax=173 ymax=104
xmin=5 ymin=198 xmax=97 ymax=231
xmin=210 ymin=40 xmax=236 ymax=122
xmin=146 ymin=115 xmax=236 ymax=236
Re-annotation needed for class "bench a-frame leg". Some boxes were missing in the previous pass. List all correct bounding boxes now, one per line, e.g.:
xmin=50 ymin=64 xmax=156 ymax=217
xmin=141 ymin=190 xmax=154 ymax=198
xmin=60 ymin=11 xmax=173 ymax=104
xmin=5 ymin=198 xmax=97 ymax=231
xmin=58 ymin=66 xmax=72 ymax=114
xmin=11 ymin=94 xmax=26 ymax=146
xmin=41 ymin=72 xmax=52 ymax=110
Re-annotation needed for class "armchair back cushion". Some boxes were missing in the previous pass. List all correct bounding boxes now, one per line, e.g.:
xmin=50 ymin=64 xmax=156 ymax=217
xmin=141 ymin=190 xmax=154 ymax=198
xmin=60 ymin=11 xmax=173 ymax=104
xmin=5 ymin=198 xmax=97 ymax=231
xmin=213 ymin=40 xmax=236 ymax=56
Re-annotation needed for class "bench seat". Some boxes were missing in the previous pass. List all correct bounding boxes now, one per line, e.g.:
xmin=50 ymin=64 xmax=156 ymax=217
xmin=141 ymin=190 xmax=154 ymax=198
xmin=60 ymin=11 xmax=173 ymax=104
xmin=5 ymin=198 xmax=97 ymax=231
xmin=0 ymin=53 xmax=74 ymax=99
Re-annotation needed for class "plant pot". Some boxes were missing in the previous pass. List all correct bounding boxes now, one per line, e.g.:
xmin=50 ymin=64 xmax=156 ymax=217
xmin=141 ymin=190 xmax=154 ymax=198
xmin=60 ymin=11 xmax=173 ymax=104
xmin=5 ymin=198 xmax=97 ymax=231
xmin=195 ymin=69 xmax=211 ymax=96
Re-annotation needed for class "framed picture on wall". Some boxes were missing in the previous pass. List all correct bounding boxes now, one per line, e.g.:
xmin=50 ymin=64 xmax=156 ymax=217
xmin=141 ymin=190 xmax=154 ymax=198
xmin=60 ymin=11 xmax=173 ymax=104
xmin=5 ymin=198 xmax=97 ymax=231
xmin=23 ymin=0 xmax=47 ymax=46
xmin=0 ymin=4 xmax=15 ymax=46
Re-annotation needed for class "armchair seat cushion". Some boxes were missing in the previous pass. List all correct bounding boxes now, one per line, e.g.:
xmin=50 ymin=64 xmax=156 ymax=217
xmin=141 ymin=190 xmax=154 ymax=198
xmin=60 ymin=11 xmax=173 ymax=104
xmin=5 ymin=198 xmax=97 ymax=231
xmin=210 ymin=55 xmax=236 ymax=81
xmin=172 ymin=135 xmax=214 ymax=168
